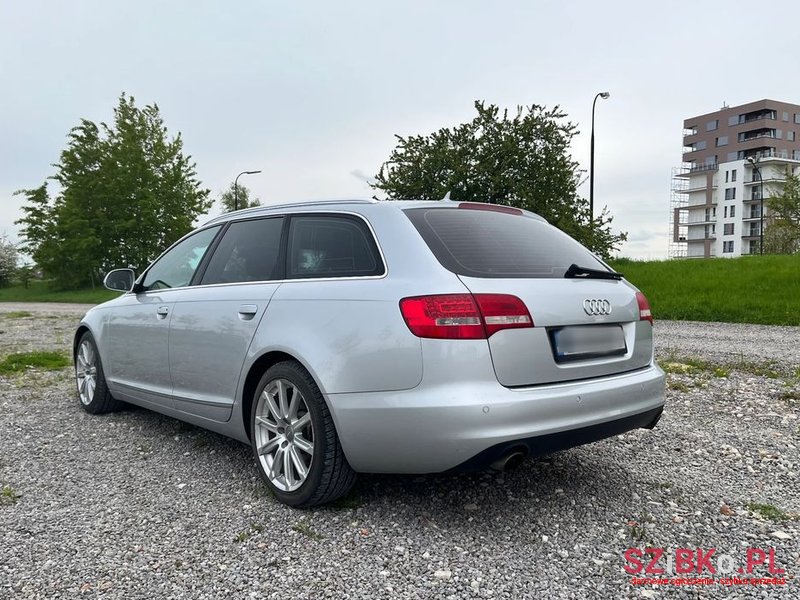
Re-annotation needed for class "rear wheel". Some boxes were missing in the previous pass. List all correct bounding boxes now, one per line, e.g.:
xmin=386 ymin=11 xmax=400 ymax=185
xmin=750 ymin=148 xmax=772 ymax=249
xmin=75 ymin=332 xmax=122 ymax=414
xmin=251 ymin=361 xmax=356 ymax=507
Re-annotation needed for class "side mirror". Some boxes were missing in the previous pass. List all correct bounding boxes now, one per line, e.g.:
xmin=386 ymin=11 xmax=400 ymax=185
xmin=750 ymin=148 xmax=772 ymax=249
xmin=104 ymin=268 xmax=136 ymax=292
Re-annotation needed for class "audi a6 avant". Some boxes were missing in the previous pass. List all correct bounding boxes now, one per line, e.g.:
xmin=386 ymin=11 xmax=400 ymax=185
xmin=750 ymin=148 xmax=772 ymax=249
xmin=74 ymin=199 xmax=665 ymax=507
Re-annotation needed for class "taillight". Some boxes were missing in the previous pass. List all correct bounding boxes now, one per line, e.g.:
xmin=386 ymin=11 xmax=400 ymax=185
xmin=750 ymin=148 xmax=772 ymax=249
xmin=399 ymin=293 xmax=533 ymax=339
xmin=475 ymin=294 xmax=534 ymax=336
xmin=636 ymin=292 xmax=653 ymax=325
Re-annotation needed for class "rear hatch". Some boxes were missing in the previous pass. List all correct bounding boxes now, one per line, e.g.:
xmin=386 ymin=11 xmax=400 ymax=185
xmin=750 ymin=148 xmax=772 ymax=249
xmin=405 ymin=204 xmax=653 ymax=387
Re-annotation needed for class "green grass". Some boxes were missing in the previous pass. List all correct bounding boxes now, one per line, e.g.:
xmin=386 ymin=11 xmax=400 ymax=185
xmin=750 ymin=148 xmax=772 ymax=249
xmin=292 ymin=521 xmax=324 ymax=540
xmin=609 ymin=255 xmax=800 ymax=326
xmin=2 ymin=311 xmax=33 ymax=318
xmin=659 ymin=352 xmax=788 ymax=378
xmin=0 ymin=280 xmax=118 ymax=304
xmin=1 ymin=485 xmax=20 ymax=506
xmin=747 ymin=502 xmax=792 ymax=521
xmin=0 ymin=351 xmax=71 ymax=376
xmin=658 ymin=355 xmax=730 ymax=377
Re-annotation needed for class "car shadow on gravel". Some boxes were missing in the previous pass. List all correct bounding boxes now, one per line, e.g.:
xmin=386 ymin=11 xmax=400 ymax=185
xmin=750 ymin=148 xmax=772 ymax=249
xmin=349 ymin=450 xmax=635 ymax=509
xmin=103 ymin=402 xmax=641 ymax=518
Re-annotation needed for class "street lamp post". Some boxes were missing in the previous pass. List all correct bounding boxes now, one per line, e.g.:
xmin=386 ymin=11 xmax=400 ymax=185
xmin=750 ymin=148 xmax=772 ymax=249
xmin=234 ymin=170 xmax=262 ymax=211
xmin=747 ymin=157 xmax=764 ymax=255
xmin=589 ymin=92 xmax=610 ymax=223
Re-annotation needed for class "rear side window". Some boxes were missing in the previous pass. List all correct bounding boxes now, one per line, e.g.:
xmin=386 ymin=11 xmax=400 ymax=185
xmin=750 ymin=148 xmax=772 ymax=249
xmin=287 ymin=215 xmax=384 ymax=279
xmin=404 ymin=207 xmax=606 ymax=278
xmin=201 ymin=217 xmax=284 ymax=284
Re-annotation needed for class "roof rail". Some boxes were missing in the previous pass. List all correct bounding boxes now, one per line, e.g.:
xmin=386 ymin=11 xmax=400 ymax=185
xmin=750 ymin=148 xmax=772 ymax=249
xmin=204 ymin=198 xmax=379 ymax=225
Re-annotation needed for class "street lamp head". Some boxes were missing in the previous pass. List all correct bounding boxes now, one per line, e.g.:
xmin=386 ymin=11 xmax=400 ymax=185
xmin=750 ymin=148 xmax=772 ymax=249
xmin=600 ymin=92 xmax=610 ymax=99
xmin=245 ymin=170 xmax=262 ymax=175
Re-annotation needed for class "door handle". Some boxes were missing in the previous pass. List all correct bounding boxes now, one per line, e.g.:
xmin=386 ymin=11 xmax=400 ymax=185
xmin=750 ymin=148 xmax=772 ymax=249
xmin=238 ymin=304 xmax=258 ymax=315
xmin=156 ymin=306 xmax=170 ymax=318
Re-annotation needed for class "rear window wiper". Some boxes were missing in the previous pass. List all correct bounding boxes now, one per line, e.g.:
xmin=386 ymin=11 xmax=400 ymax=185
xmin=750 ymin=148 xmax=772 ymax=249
xmin=564 ymin=263 xmax=623 ymax=280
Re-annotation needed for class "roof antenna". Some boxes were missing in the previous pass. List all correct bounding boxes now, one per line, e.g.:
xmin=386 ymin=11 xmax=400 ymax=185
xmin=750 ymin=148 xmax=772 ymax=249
xmin=442 ymin=191 xmax=452 ymax=200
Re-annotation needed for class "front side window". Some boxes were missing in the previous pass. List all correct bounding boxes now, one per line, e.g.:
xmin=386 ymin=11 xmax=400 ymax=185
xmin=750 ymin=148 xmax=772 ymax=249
xmin=287 ymin=215 xmax=384 ymax=279
xmin=201 ymin=218 xmax=284 ymax=284
xmin=141 ymin=226 xmax=221 ymax=291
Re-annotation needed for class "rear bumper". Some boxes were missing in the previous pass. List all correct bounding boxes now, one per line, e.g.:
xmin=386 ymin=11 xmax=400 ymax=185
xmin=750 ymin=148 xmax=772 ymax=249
xmin=328 ymin=364 xmax=666 ymax=473
xmin=450 ymin=405 xmax=662 ymax=472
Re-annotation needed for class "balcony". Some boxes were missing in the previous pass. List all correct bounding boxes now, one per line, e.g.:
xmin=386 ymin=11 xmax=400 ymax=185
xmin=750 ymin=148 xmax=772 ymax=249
xmin=687 ymin=224 xmax=716 ymax=240
xmin=742 ymin=148 xmax=795 ymax=162
xmin=739 ymin=110 xmax=777 ymax=124
xmin=676 ymin=182 xmax=717 ymax=194
xmin=675 ymin=162 xmax=718 ymax=176
xmin=738 ymin=129 xmax=775 ymax=142
xmin=743 ymin=189 xmax=766 ymax=200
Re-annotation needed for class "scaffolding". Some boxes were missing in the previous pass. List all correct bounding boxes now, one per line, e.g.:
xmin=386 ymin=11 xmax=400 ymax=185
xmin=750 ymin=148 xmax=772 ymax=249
xmin=668 ymin=166 xmax=688 ymax=258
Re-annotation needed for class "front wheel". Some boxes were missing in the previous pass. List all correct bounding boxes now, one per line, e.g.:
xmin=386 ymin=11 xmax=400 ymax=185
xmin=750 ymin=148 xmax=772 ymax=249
xmin=75 ymin=332 xmax=122 ymax=414
xmin=251 ymin=361 xmax=356 ymax=508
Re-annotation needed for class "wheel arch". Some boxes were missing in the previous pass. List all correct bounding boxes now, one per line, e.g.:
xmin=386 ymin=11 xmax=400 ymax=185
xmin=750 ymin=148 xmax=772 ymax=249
xmin=241 ymin=350 xmax=329 ymax=442
xmin=73 ymin=325 xmax=92 ymax=360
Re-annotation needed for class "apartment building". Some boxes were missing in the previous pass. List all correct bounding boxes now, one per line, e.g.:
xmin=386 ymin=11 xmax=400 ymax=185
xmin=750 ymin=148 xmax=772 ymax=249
xmin=669 ymin=99 xmax=800 ymax=258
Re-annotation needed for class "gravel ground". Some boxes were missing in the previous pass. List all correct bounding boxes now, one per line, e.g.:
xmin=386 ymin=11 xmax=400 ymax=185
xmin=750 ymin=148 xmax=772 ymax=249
xmin=1 ymin=304 xmax=799 ymax=599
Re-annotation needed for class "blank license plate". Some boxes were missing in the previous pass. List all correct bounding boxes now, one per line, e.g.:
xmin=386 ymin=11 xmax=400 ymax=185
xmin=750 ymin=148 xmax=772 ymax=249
xmin=551 ymin=325 xmax=626 ymax=362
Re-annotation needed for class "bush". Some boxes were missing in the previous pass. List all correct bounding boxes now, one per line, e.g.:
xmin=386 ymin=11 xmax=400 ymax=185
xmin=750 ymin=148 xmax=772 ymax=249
xmin=0 ymin=235 xmax=19 ymax=288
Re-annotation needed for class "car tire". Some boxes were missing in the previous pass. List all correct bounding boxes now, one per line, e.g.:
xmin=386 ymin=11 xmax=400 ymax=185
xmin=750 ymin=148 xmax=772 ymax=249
xmin=75 ymin=331 xmax=122 ymax=414
xmin=251 ymin=361 xmax=356 ymax=508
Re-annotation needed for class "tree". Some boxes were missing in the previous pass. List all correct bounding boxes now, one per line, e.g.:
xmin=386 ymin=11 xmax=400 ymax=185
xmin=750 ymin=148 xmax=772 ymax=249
xmin=765 ymin=167 xmax=800 ymax=254
xmin=15 ymin=93 xmax=212 ymax=289
xmin=218 ymin=182 xmax=261 ymax=213
xmin=372 ymin=101 xmax=626 ymax=257
xmin=0 ymin=234 xmax=18 ymax=288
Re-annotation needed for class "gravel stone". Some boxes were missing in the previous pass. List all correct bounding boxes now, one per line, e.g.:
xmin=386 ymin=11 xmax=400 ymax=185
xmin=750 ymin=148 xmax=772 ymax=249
xmin=1 ymin=304 xmax=798 ymax=598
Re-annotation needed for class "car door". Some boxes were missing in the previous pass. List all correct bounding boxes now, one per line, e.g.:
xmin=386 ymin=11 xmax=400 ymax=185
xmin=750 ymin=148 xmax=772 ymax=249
xmin=103 ymin=225 xmax=222 ymax=409
xmin=167 ymin=216 xmax=285 ymax=421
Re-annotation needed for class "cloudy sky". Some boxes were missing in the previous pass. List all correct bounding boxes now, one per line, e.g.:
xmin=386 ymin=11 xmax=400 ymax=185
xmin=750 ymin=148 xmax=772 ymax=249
xmin=3 ymin=0 xmax=799 ymax=259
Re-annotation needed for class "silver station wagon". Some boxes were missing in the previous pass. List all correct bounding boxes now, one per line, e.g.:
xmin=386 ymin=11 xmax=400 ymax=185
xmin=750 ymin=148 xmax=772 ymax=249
xmin=75 ymin=200 xmax=665 ymax=507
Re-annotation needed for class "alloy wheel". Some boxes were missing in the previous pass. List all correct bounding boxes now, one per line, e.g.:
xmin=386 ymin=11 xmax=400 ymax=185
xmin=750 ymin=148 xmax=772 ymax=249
xmin=76 ymin=339 xmax=97 ymax=406
xmin=254 ymin=378 xmax=314 ymax=492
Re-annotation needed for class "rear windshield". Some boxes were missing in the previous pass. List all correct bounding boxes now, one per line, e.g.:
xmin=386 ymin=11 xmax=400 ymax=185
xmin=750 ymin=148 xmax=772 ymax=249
xmin=404 ymin=207 xmax=606 ymax=278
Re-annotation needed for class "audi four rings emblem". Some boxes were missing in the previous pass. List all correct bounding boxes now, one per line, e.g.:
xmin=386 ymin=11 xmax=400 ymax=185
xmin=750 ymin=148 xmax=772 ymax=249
xmin=583 ymin=298 xmax=611 ymax=315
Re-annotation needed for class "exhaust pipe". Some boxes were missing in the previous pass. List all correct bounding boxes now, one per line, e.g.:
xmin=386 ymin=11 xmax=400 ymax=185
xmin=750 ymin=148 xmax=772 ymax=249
xmin=490 ymin=449 xmax=527 ymax=472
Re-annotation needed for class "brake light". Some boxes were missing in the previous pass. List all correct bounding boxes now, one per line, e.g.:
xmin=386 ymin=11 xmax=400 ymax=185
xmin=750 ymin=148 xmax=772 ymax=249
xmin=399 ymin=294 xmax=533 ymax=339
xmin=636 ymin=292 xmax=653 ymax=325
xmin=457 ymin=202 xmax=523 ymax=215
